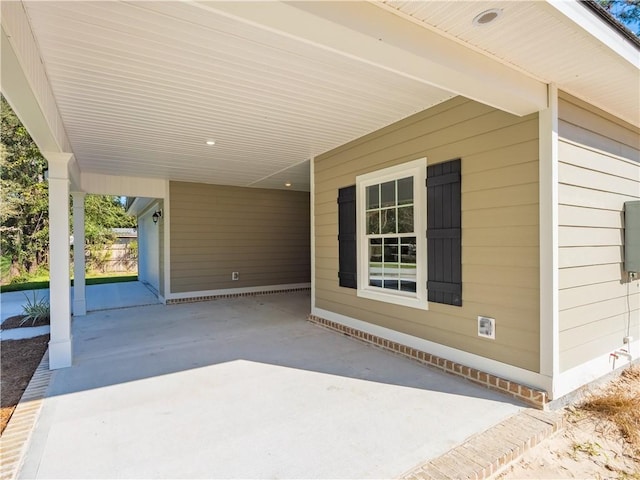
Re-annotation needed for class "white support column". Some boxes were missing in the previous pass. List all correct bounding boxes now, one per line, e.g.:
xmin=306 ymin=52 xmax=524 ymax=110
xmin=72 ymin=192 xmax=87 ymax=316
xmin=310 ymin=156 xmax=316 ymax=311
xmin=45 ymin=152 xmax=74 ymax=369
xmin=539 ymin=84 xmax=560 ymax=395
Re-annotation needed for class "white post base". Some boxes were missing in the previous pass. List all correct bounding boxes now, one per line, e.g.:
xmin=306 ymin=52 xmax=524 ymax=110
xmin=73 ymin=299 xmax=87 ymax=316
xmin=48 ymin=337 xmax=73 ymax=369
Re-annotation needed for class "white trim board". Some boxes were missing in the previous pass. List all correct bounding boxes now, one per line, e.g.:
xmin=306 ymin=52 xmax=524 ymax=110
xmin=312 ymin=307 xmax=553 ymax=394
xmin=554 ymin=338 xmax=640 ymax=399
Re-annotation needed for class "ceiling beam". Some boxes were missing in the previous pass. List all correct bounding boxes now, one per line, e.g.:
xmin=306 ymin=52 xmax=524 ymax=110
xmin=197 ymin=1 xmax=548 ymax=117
xmin=1 ymin=3 xmax=81 ymax=189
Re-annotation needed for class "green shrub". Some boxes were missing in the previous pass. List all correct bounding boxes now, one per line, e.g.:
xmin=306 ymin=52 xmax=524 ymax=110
xmin=20 ymin=290 xmax=50 ymax=327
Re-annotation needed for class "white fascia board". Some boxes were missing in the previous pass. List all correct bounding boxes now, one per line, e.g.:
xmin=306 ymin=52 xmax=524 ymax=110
xmin=195 ymin=1 xmax=547 ymax=117
xmin=81 ymin=172 xmax=167 ymax=198
xmin=1 ymin=28 xmax=61 ymax=153
xmin=546 ymin=1 xmax=640 ymax=68
xmin=1 ymin=4 xmax=73 ymax=153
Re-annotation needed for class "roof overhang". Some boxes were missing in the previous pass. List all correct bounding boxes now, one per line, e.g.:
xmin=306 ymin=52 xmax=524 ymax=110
xmin=1 ymin=1 xmax=637 ymax=192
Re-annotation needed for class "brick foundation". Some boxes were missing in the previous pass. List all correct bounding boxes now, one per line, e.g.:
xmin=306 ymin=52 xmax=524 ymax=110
xmin=167 ymin=287 xmax=310 ymax=305
xmin=308 ymin=314 xmax=548 ymax=409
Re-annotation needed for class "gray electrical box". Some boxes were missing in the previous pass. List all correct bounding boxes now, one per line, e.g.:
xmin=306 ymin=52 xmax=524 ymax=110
xmin=625 ymin=201 xmax=640 ymax=273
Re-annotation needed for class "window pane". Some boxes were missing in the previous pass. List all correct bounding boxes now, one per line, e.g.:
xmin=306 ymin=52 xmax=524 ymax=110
xmin=397 ymin=176 xmax=413 ymax=205
xmin=383 ymin=279 xmax=399 ymax=290
xmin=383 ymin=238 xmax=399 ymax=263
xmin=366 ymin=211 xmax=379 ymax=235
xmin=381 ymin=208 xmax=396 ymax=234
xmin=369 ymin=244 xmax=382 ymax=263
xmin=366 ymin=185 xmax=380 ymax=209
xmin=380 ymin=181 xmax=396 ymax=208
xmin=400 ymin=280 xmax=417 ymax=293
xmin=397 ymin=206 xmax=413 ymax=233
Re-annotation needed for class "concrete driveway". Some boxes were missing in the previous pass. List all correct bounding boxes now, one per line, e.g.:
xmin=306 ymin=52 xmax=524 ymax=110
xmin=19 ymin=291 xmax=523 ymax=479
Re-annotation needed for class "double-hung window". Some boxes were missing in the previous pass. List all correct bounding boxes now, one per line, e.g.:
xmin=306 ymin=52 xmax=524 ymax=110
xmin=356 ymin=158 xmax=427 ymax=309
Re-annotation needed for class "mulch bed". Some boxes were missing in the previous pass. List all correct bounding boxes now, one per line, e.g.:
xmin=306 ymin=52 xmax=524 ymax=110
xmin=2 ymin=314 xmax=50 ymax=330
xmin=0 ymin=334 xmax=49 ymax=435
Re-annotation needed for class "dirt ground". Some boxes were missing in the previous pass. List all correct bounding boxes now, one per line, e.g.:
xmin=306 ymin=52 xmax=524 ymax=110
xmin=0 ymin=334 xmax=49 ymax=434
xmin=498 ymin=366 xmax=640 ymax=480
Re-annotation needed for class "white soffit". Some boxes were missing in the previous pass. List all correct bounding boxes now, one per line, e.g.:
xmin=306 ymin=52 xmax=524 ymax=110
xmin=21 ymin=1 xmax=457 ymax=191
xmin=381 ymin=1 xmax=640 ymax=127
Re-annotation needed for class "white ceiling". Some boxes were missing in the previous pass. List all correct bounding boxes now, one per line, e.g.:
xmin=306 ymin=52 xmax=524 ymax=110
xmin=381 ymin=1 xmax=639 ymax=128
xmin=22 ymin=1 xmax=455 ymax=192
xmin=15 ymin=1 xmax=640 ymax=193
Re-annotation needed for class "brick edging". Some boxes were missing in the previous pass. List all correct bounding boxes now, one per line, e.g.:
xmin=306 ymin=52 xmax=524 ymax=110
xmin=167 ymin=287 xmax=311 ymax=305
xmin=401 ymin=409 xmax=564 ymax=479
xmin=0 ymin=350 xmax=53 ymax=480
xmin=308 ymin=314 xmax=548 ymax=409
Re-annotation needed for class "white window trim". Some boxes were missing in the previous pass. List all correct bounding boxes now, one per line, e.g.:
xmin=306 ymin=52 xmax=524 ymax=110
xmin=356 ymin=158 xmax=427 ymax=310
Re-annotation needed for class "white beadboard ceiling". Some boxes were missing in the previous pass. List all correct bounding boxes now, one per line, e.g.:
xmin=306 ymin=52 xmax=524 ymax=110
xmin=381 ymin=1 xmax=639 ymax=128
xmin=19 ymin=1 xmax=639 ymax=193
xmin=22 ymin=1 xmax=455 ymax=192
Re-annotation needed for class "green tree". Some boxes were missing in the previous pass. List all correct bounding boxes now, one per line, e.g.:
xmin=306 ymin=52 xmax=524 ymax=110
xmin=1 ymin=95 xmax=49 ymax=276
xmin=598 ymin=0 xmax=640 ymax=35
xmin=1 ymin=95 xmax=136 ymax=279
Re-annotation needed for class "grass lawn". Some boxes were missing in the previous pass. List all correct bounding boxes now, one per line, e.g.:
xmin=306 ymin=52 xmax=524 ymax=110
xmin=0 ymin=274 xmax=138 ymax=293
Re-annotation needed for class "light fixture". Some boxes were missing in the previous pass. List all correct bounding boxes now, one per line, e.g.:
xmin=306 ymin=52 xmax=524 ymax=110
xmin=205 ymin=140 xmax=216 ymax=145
xmin=285 ymin=182 xmax=292 ymax=187
xmin=472 ymin=8 xmax=502 ymax=27
xmin=152 ymin=210 xmax=162 ymax=224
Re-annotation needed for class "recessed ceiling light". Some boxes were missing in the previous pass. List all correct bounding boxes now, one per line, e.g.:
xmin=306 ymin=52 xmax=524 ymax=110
xmin=205 ymin=140 xmax=216 ymax=146
xmin=285 ymin=182 xmax=292 ymax=187
xmin=472 ymin=8 xmax=502 ymax=27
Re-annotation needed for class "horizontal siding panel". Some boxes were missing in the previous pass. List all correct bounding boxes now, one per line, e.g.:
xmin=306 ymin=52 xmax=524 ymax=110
xmin=316 ymin=298 xmax=538 ymax=371
xmin=464 ymin=264 xmax=539 ymax=290
xmin=559 ymin=246 xmax=622 ymax=268
xmin=464 ymin=282 xmax=538 ymax=314
xmin=559 ymin=162 xmax=639 ymax=197
xmin=559 ymin=205 xmax=623 ymax=228
xmin=464 ymin=225 xmax=539 ymax=247
xmin=560 ymin=319 xmax=639 ymax=372
xmin=560 ymin=280 xmax=639 ymax=311
xmin=559 ymin=140 xmax=640 ymax=180
xmin=463 ymin=140 xmax=539 ymax=174
xmin=560 ymin=307 xmax=639 ymax=352
xmin=559 ymin=93 xmax=640 ymax=152
xmin=559 ymin=184 xmax=632 ymax=210
xmin=463 ymin=183 xmax=538 ymax=210
xmin=463 ymin=161 xmax=538 ymax=193
xmin=560 ymin=294 xmax=639 ymax=331
xmin=170 ymin=181 xmax=310 ymax=293
xmin=463 ymin=247 xmax=539 ymax=268
xmin=558 ymin=226 xmax=622 ymax=247
xmin=316 ymin=119 xmax=537 ymax=186
xmin=314 ymin=97 xmax=540 ymax=372
xmin=462 ymin=204 xmax=538 ymax=228
xmin=559 ymin=121 xmax=640 ymax=162
xmin=559 ymin=263 xmax=625 ymax=289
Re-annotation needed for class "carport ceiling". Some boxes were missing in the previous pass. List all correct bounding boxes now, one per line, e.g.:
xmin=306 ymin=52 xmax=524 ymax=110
xmin=22 ymin=1 xmax=455 ymax=192
xmin=18 ymin=1 xmax=639 ymax=192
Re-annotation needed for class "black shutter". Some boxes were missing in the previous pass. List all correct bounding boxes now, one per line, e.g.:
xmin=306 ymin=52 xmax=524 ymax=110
xmin=338 ymin=185 xmax=357 ymax=289
xmin=427 ymin=159 xmax=462 ymax=306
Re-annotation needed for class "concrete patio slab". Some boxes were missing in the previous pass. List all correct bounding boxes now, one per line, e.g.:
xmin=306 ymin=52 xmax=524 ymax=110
xmin=18 ymin=292 xmax=525 ymax=479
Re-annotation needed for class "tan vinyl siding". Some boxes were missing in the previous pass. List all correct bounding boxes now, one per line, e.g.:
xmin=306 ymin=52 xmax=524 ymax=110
xmin=558 ymin=91 xmax=640 ymax=372
xmin=315 ymin=97 xmax=540 ymax=372
xmin=169 ymin=182 xmax=310 ymax=293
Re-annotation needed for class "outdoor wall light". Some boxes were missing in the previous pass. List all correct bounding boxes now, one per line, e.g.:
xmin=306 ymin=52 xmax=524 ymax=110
xmin=152 ymin=210 xmax=162 ymax=224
